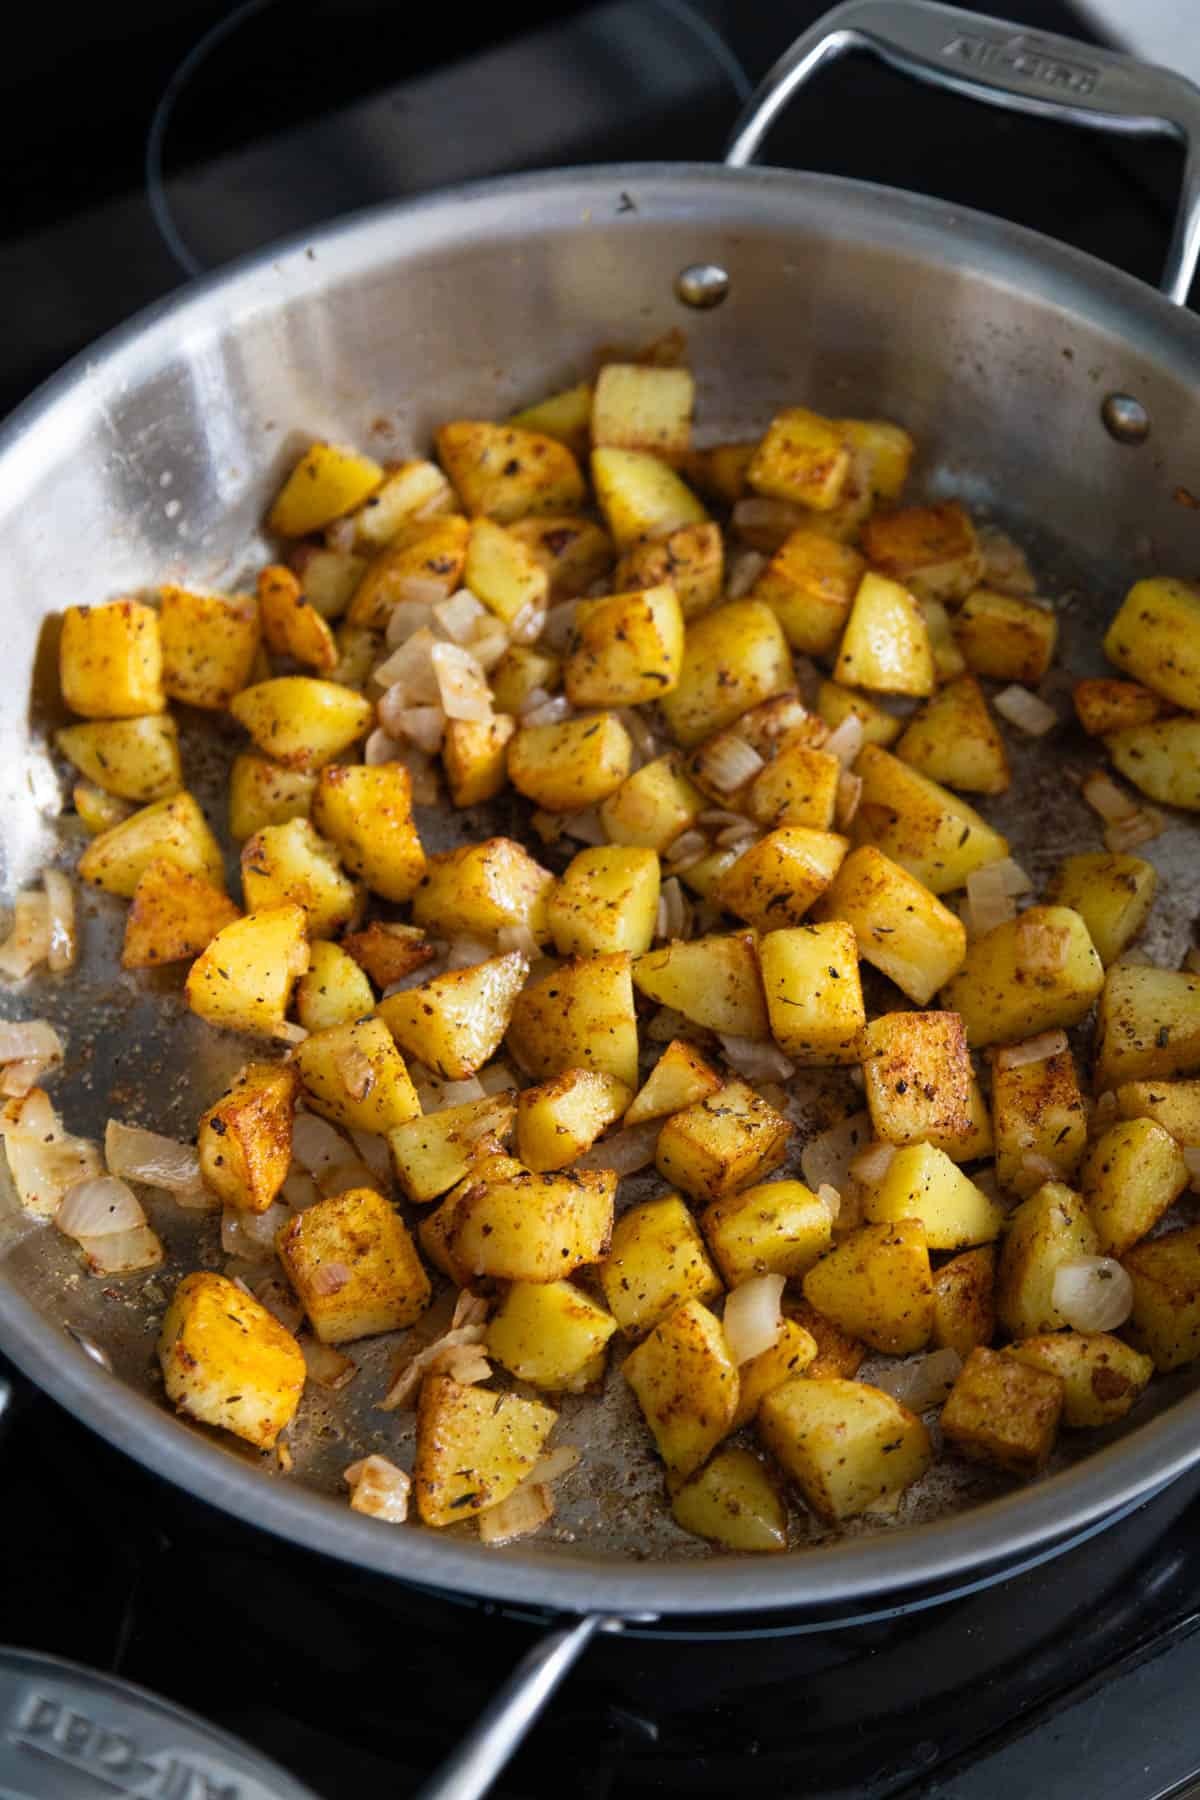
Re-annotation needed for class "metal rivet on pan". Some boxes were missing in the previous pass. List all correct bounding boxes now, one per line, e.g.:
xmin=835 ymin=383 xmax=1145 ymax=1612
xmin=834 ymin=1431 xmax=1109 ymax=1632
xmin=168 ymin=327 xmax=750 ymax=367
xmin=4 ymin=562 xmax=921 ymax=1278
xmin=66 ymin=1325 xmax=114 ymax=1371
xmin=675 ymin=263 xmax=730 ymax=309
xmin=1101 ymin=393 xmax=1150 ymax=445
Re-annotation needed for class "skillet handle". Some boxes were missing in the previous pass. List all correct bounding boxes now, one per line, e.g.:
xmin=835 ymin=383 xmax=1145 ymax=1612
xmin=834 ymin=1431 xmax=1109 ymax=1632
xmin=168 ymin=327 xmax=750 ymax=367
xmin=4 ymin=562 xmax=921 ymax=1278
xmin=725 ymin=0 xmax=1200 ymax=305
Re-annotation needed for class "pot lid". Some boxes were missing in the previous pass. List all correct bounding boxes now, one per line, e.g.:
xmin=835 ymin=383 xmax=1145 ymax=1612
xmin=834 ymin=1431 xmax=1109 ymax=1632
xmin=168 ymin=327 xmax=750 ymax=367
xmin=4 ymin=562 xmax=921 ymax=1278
xmin=0 ymin=1648 xmax=318 ymax=1800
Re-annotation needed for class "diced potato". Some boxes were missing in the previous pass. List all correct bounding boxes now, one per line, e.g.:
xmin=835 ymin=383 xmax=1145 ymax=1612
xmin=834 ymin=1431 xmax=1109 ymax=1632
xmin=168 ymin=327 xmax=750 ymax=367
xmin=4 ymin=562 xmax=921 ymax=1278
xmin=1095 ymin=965 xmax=1200 ymax=1089
xmin=547 ymin=846 xmax=660 ymax=957
xmin=509 ymin=383 xmax=593 ymax=459
xmin=816 ymin=680 xmax=903 ymax=747
xmin=464 ymin=517 xmax=551 ymax=627
xmin=490 ymin=644 xmax=561 ymax=713
xmin=659 ymin=600 xmax=792 ymax=749
xmin=833 ymin=572 xmax=935 ymax=697
xmin=853 ymin=745 xmax=1009 ymax=894
xmin=758 ymin=921 xmax=864 ymax=1063
xmin=59 ymin=600 xmax=164 ymax=718
xmin=268 ymin=441 xmax=383 ymax=536
xmin=1107 ymin=716 xmax=1200 ymax=810
xmin=1117 ymin=1078 xmax=1200 ymax=1144
xmin=347 ymin=516 xmax=470 ymax=628
xmin=78 ymin=791 xmax=224 ymax=898
xmin=1123 ymin=1224 xmax=1200 ymax=1370
xmin=411 ymin=837 xmax=554 ymax=943
xmin=624 ymin=1299 xmax=738 ymax=1480
xmin=1046 ymin=852 xmax=1156 ymax=967
xmin=600 ymin=755 xmax=705 ymax=851
xmin=749 ymin=528 xmax=866 ymax=655
xmin=295 ymin=1015 xmax=420 ymax=1134
xmin=992 ymin=1040 xmax=1087 ymax=1198
xmin=342 ymin=921 xmax=436 ymax=989
xmin=185 ymin=903 xmax=309 ymax=1038
xmin=256 ymin=565 xmax=337 ymax=672
xmin=228 ymin=755 xmax=316 ymax=841
xmin=733 ymin=693 xmax=829 ymax=757
xmin=922 ymin=597 xmax=967 ymax=683
xmin=633 ymin=933 xmax=769 ymax=1039
xmin=955 ymin=589 xmax=1057 ymax=683
xmin=931 ymin=1245 xmax=996 ymax=1356
xmin=73 ymin=781 xmax=132 ymax=834
xmin=591 ymin=446 xmax=708 ymax=549
xmin=1073 ymin=677 xmax=1172 ymax=737
xmin=437 ymin=421 xmax=585 ymax=522
xmin=311 ymin=762 xmax=426 ymax=903
xmin=702 ymin=1179 xmax=831 ymax=1286
xmin=508 ymin=515 xmax=613 ymax=600
xmin=122 ymin=860 xmax=239 ymax=969
xmin=379 ymin=952 xmax=527 ymax=1082
xmin=782 ymin=1295 xmax=865 ymax=1377
xmin=895 ymin=676 xmax=1009 ymax=794
xmin=678 ymin=847 xmax=742 ymax=901
xmin=516 ymin=1068 xmax=631 ymax=1171
xmin=291 ymin=545 xmax=368 ymax=619
xmin=447 ymin=1162 xmax=615 ymax=1281
xmin=414 ymin=1374 xmax=556 ymax=1526
xmin=387 ymin=1092 xmax=517 ymax=1203
xmin=442 ymin=714 xmax=516 ymax=809
xmin=747 ymin=407 xmax=851 ymax=511
xmin=861 ymin=501 xmax=983 ymax=603
xmin=802 ymin=1219 xmax=933 ymax=1353
xmin=56 ymin=716 xmax=181 ymax=804
xmin=812 ymin=846 xmax=964 ymax=1006
xmin=996 ymin=1180 xmax=1100 ymax=1338
xmin=347 ymin=458 xmax=459 ymax=550
xmin=671 ymin=1447 xmax=788 ymax=1551
xmin=332 ymin=623 xmax=380 ymax=688
xmin=241 ymin=817 xmax=358 ymax=939
xmin=229 ymin=677 xmax=372 ymax=771
xmin=508 ymin=712 xmax=631 ymax=811
xmin=487 ymin=1279 xmax=617 ymax=1389
xmin=565 ymin=585 xmax=684 ymax=707
xmin=295 ymin=939 xmax=375 ymax=1033
xmin=863 ymin=1143 xmax=1004 ymax=1248
xmin=626 ymin=1039 xmax=722 ymax=1125
xmin=839 ymin=417 xmax=915 ymax=499
xmin=1102 ymin=576 xmax=1200 ymax=710
xmin=746 ymin=743 xmax=841 ymax=830
xmin=681 ymin=441 xmax=756 ymax=506
xmin=940 ymin=1346 xmax=1062 ymax=1474
xmin=1081 ymin=1118 xmax=1188 ymax=1257
xmin=714 ymin=826 xmax=848 ymax=931
xmin=278 ymin=1186 xmax=429 ymax=1343
xmin=158 ymin=587 xmax=259 ymax=710
xmin=656 ymin=1079 xmax=791 ymax=1204
xmin=1005 ymin=1332 xmax=1153 ymax=1428
xmin=507 ymin=952 xmax=638 ymax=1088
xmin=615 ymin=523 xmax=723 ymax=621
xmin=939 ymin=907 xmax=1104 ymax=1048
xmin=592 ymin=363 xmax=694 ymax=463
xmin=601 ymin=1194 xmax=723 ymax=1336
xmin=197 ymin=1062 xmax=298 ymax=1214
xmin=860 ymin=1011 xmax=973 ymax=1153
xmin=759 ymin=1376 xmax=931 ymax=1521
xmin=731 ymin=1320 xmax=819 ymax=1429
xmin=158 ymin=1272 xmax=305 ymax=1449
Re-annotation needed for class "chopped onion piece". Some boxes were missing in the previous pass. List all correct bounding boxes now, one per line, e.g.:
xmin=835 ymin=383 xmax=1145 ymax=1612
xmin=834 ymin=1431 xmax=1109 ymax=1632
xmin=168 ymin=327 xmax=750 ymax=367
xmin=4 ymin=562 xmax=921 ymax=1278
xmin=1052 ymin=1256 xmax=1133 ymax=1332
xmin=726 ymin=548 xmax=766 ymax=599
xmin=723 ymin=1274 xmax=785 ymax=1364
xmin=398 ymin=743 xmax=440 ymax=805
xmin=719 ymin=1034 xmax=794 ymax=1082
xmin=1019 ymin=1151 xmax=1058 ymax=1186
xmin=57 ymin=1175 xmax=146 ymax=1239
xmin=378 ymin=1319 xmax=489 ymax=1411
xmin=965 ymin=862 xmax=1017 ymax=938
xmin=344 ymin=1455 xmax=410 ymax=1522
xmin=978 ymin=526 xmax=1037 ymax=596
xmin=871 ymin=1347 xmax=963 ymax=1411
xmin=715 ymin=821 xmax=760 ymax=850
xmin=663 ymin=828 xmax=707 ymax=871
xmin=0 ymin=891 xmax=50 ymax=979
xmin=824 ymin=716 xmax=864 ymax=768
xmin=77 ymin=1224 xmax=163 ymax=1276
xmin=452 ymin=1289 xmax=491 ymax=1330
xmin=990 ymin=857 xmax=1035 ymax=897
xmin=433 ymin=589 xmax=487 ymax=644
xmin=221 ymin=1201 xmax=290 ymax=1262
xmin=281 ymin=1168 xmax=321 ymax=1211
xmin=994 ymin=685 xmax=1058 ymax=735
xmin=2 ymin=1088 xmax=102 ymax=1218
xmin=469 ymin=616 xmax=510 ymax=672
xmin=349 ymin=1129 xmax=392 ymax=1181
xmin=42 ymin=870 xmax=77 ymax=973
xmin=477 ymin=1061 xmax=519 ymax=1096
xmin=291 ymin=1112 xmax=353 ymax=1178
xmin=446 ymin=935 xmax=494 ymax=969
xmin=104 ymin=1119 xmax=208 ymax=1205
xmin=573 ymin=1120 xmax=660 ymax=1176
xmin=388 ymin=576 xmax=445 ymax=616
xmin=1088 ymin=1090 xmax=1119 ymax=1138
xmin=302 ymin=1337 xmax=357 ymax=1390
xmin=478 ymin=1480 xmax=552 ymax=1545
xmin=255 ymin=1276 xmax=304 ymax=1333
xmin=395 ymin=705 xmax=446 ymax=755
xmin=849 ymin=1142 xmax=896 ymax=1187
xmin=0 ymin=1020 xmax=63 ymax=1066
xmin=835 ymin=770 xmax=863 ymax=829
xmin=564 ymin=808 xmax=607 ymax=846
xmin=311 ymin=1260 xmax=352 ymax=1297
xmin=801 ymin=1110 xmax=871 ymax=1196
xmin=438 ymin=1342 xmax=493 ymax=1384
xmin=1105 ymin=809 xmax=1165 ymax=853
xmin=694 ymin=734 xmax=764 ymax=794
xmin=816 ymin=1182 xmax=841 ymax=1222
xmin=316 ymin=1156 xmax=378 ymax=1197
xmin=522 ymin=694 xmax=573 ymax=728
xmin=529 ymin=1445 xmax=581 ymax=1485
xmin=1016 ymin=912 xmax=1070 ymax=977
xmin=518 ymin=686 xmax=552 ymax=718
xmin=434 ymin=1076 xmax=487 ymax=1108
xmin=383 ymin=598 xmax=437 ymax=648
xmin=374 ymin=626 xmax=441 ymax=699
xmin=1082 ymin=770 xmax=1139 ymax=823
xmin=656 ymin=876 xmax=692 ymax=944
xmin=496 ymin=924 xmax=539 ymax=958
xmin=731 ymin=496 xmax=806 ymax=540
xmin=542 ymin=600 xmax=580 ymax=652
xmin=364 ymin=727 xmax=405 ymax=766
xmin=273 ymin=1021 xmax=309 ymax=1048
xmin=618 ymin=707 xmax=660 ymax=763
xmin=1 ymin=1058 xmax=52 ymax=1098
xmin=995 ymin=1030 xmax=1069 ymax=1071
xmin=431 ymin=641 xmax=493 ymax=721
xmin=334 ymin=1044 xmax=376 ymax=1102
xmin=508 ymin=600 xmax=547 ymax=646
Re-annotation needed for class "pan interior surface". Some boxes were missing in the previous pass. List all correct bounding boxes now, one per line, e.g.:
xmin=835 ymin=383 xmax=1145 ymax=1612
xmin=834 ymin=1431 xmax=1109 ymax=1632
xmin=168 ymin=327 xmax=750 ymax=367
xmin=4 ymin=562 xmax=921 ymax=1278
xmin=2 ymin=165 xmax=1200 ymax=1614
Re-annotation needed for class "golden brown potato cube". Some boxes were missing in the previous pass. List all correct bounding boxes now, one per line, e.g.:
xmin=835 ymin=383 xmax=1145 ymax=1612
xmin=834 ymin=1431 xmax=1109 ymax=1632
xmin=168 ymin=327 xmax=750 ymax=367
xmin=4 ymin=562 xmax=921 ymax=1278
xmin=1123 ymin=1224 xmax=1200 ymax=1370
xmin=487 ymin=1279 xmax=617 ymax=1390
xmin=290 ymin=544 xmax=368 ymax=619
xmin=839 ymin=417 xmax=915 ymax=499
xmin=159 ymin=587 xmax=260 ymax=709
xmin=342 ymin=921 xmax=436 ymax=990
xmin=659 ymin=600 xmax=792 ymax=749
xmin=812 ymin=845 xmax=964 ymax=1006
xmin=565 ymin=585 xmax=684 ymax=707
xmin=731 ymin=1320 xmax=819 ymax=1429
xmin=198 ymin=1061 xmax=298 ymax=1214
xmin=633 ymin=932 xmax=769 ymax=1039
xmin=1117 ymin=1077 xmax=1200 ymax=1145
xmin=311 ymin=762 xmax=426 ymax=903
xmin=996 ymin=1181 xmax=1100 ymax=1338
xmin=601 ymin=1194 xmax=723 ymax=1336
xmin=122 ymin=860 xmax=239 ymax=969
xmin=268 ymin=442 xmax=383 ymax=536
xmin=509 ymin=514 xmax=613 ymax=600
xmin=228 ymin=755 xmax=317 ymax=841
xmin=508 ymin=712 xmax=631 ymax=812
xmin=509 ymin=383 xmax=594 ymax=459
xmin=229 ymin=677 xmax=372 ymax=771
xmin=802 ymin=1219 xmax=933 ymax=1353
xmin=59 ymin=600 xmax=164 ymax=718
xmin=345 ymin=457 xmax=459 ymax=550
xmin=73 ymin=781 xmax=132 ymax=834
xmin=411 ymin=837 xmax=554 ymax=944
xmin=863 ymin=1143 xmax=1003 ymax=1249
xmin=624 ymin=1298 xmax=738 ymax=1480
xmin=347 ymin=516 xmax=470 ymax=628
xmin=295 ymin=1016 xmax=420 ymax=1134
xmin=600 ymin=755 xmax=705 ymax=852
xmin=991 ymin=1041 xmax=1087 ymax=1198
xmin=921 ymin=596 xmax=968 ymax=683
xmin=816 ymin=680 xmax=903 ymax=747
xmin=626 ymin=1039 xmax=722 ymax=1125
xmin=447 ymin=1162 xmax=615 ymax=1281
xmin=759 ymin=1376 xmax=931 ymax=1521
xmin=656 ymin=1079 xmax=791 ymax=1204
xmin=671 ymin=1448 xmax=788 ymax=1551
xmin=278 ymin=1186 xmax=430 ymax=1343
xmin=464 ymin=517 xmax=550 ymax=628
xmin=387 ymin=1092 xmax=517 ymax=1203
xmin=1073 ymin=677 xmax=1173 ymax=737
xmin=437 ymin=421 xmax=585 ymax=522
xmin=956 ymin=588 xmax=1057 ymax=683
xmin=895 ymin=676 xmax=1010 ymax=795
xmin=1081 ymin=1118 xmax=1188 ymax=1257
xmin=702 ymin=1179 xmax=831 ymax=1287
xmin=79 ymin=792 xmax=224 ymax=898
xmin=1106 ymin=716 xmax=1200 ymax=811
xmin=516 ymin=1068 xmax=631 ymax=1171
xmin=158 ymin=1272 xmax=305 ymax=1449
xmin=681 ymin=441 xmax=757 ymax=506
xmin=931 ymin=1245 xmax=996 ymax=1356
xmin=185 ymin=903 xmax=309 ymax=1038
xmin=853 ymin=745 xmax=1009 ymax=895
xmin=414 ymin=1374 xmax=557 ymax=1526
xmin=332 ymin=621 xmax=381 ymax=688
xmin=783 ymin=1296 xmax=866 ymax=1378
xmin=940 ymin=1346 xmax=1062 ymax=1475
xmin=379 ymin=952 xmax=528 ymax=1082
xmin=241 ymin=817 xmax=358 ymax=939
xmin=256 ymin=564 xmax=337 ymax=672
xmin=749 ymin=528 xmax=866 ymax=656
xmin=489 ymin=644 xmax=562 ymax=713
xmin=442 ymin=714 xmax=516 ymax=809
xmin=733 ymin=693 xmax=830 ymax=757
xmin=547 ymin=845 xmax=660 ymax=958
xmin=507 ymin=952 xmax=639 ymax=1088
xmin=714 ymin=827 xmax=848 ymax=931
xmin=860 ymin=1011 xmax=972 ymax=1151
xmin=939 ymin=907 xmax=1104 ymax=1048
xmin=1046 ymin=852 xmax=1156 ymax=967
xmin=747 ymin=407 xmax=851 ymax=511
xmin=56 ymin=715 xmax=181 ymax=804
xmin=592 ymin=363 xmax=694 ymax=463
xmin=591 ymin=446 xmax=708 ymax=549
xmin=295 ymin=939 xmax=376 ymax=1033
xmin=834 ymin=572 xmax=935 ymax=697
xmin=1005 ymin=1332 xmax=1153 ymax=1428
xmin=861 ymin=500 xmax=983 ymax=603
xmin=758 ymin=921 xmax=864 ymax=1063
xmin=615 ymin=523 xmax=723 ymax=621
xmin=746 ymin=743 xmax=841 ymax=831
xmin=1095 ymin=965 xmax=1200 ymax=1089
xmin=1103 ymin=576 xmax=1200 ymax=710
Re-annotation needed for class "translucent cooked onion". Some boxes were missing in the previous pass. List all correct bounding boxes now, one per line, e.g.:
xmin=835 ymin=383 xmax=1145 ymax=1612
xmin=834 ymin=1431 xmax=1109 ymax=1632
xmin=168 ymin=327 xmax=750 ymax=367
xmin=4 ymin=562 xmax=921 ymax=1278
xmin=496 ymin=924 xmax=539 ymax=958
xmin=374 ymin=625 xmax=442 ymax=698
xmin=255 ymin=1276 xmax=305 ymax=1334
xmin=281 ymin=1168 xmax=321 ymax=1211
xmin=1016 ymin=912 xmax=1070 ymax=977
xmin=994 ymin=685 xmax=1058 ymax=735
xmin=383 ymin=598 xmax=437 ymax=648
xmin=57 ymin=1175 xmax=146 ymax=1239
xmin=618 ymin=707 xmax=660 ymax=763
xmin=849 ymin=1141 xmax=896 ymax=1187
xmin=801 ymin=1111 xmax=871 ymax=1195
xmin=656 ymin=877 xmax=692 ymax=944
xmin=529 ymin=1445 xmax=580 ymax=1485
xmin=364 ymin=727 xmax=405 ymax=766
xmin=316 ymin=1156 xmax=378 ymax=1197
xmin=693 ymin=734 xmax=764 ymax=794
xmin=564 ymin=809 xmax=607 ymax=846
xmin=723 ymin=1273 xmax=785 ymax=1363
xmin=871 ymin=1348 xmax=963 ymax=1411
xmin=718 ymin=1035 xmax=794 ymax=1082
xmin=978 ymin=526 xmax=1037 ymax=596
xmin=726 ymin=548 xmax=766 ymax=599
xmin=522 ymin=694 xmax=573 ymax=728
xmin=446 ymin=935 xmax=494 ymax=969
xmin=542 ymin=600 xmax=580 ymax=652
xmin=1 ymin=1057 xmax=53 ymax=1098
xmin=344 ymin=1454 xmax=411 ymax=1522
xmin=221 ymin=1201 xmax=289 ymax=1261
xmin=995 ymin=1030 xmax=1068 ymax=1071
xmin=42 ymin=870 xmax=77 ymax=974
xmin=349 ymin=1128 xmax=392 ymax=1181
xmin=989 ymin=857 xmax=1035 ymax=897
xmin=731 ymin=496 xmax=806 ymax=540
xmin=1105 ymin=809 xmax=1165 ymax=853
xmin=311 ymin=1260 xmax=352 ymax=1296
xmin=334 ymin=1044 xmax=375 ymax=1102
xmin=433 ymin=589 xmax=487 ymax=644
xmin=965 ymin=863 xmax=1017 ymax=938
xmin=273 ymin=1021 xmax=308 ymax=1048
xmin=479 ymin=1479 xmax=552 ymax=1545
xmin=477 ymin=1061 xmax=519 ymax=1096
xmin=379 ymin=1319 xmax=490 ymax=1411
xmin=393 ymin=705 xmax=445 ymax=755
xmin=1081 ymin=770 xmax=1139 ymax=823
xmin=104 ymin=1120 xmax=209 ymax=1205
xmin=508 ymin=601 xmax=547 ymax=647
xmin=390 ymin=575 xmax=446 ymax=613
xmin=824 ymin=715 xmax=864 ymax=768
xmin=573 ymin=1120 xmax=660 ymax=1176
xmin=431 ymin=641 xmax=493 ymax=721
xmin=663 ymin=828 xmax=706 ymax=870
xmin=1052 ymin=1256 xmax=1133 ymax=1331
xmin=518 ymin=686 xmax=553 ymax=718
xmin=302 ymin=1337 xmax=357 ymax=1389
xmin=77 ymin=1224 xmax=163 ymax=1276
xmin=835 ymin=770 xmax=863 ymax=829
xmin=395 ymin=743 xmax=439 ymax=804
xmin=0 ymin=1021 xmax=63 ymax=1066
xmin=0 ymin=891 xmax=50 ymax=979
xmin=715 ymin=821 xmax=760 ymax=849
xmin=291 ymin=1112 xmax=353 ymax=1177
xmin=816 ymin=1182 xmax=841 ymax=1222
xmin=2 ymin=1090 xmax=102 ymax=1219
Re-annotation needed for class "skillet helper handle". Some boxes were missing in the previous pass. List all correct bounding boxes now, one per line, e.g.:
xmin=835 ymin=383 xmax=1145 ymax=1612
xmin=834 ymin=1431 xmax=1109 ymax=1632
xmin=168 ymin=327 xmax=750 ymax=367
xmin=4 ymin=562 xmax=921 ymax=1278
xmin=725 ymin=0 xmax=1200 ymax=305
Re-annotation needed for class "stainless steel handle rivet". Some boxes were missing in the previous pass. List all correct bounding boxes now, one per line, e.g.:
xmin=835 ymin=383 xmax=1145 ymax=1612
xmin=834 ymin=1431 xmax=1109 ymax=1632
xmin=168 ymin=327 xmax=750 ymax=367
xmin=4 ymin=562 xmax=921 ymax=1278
xmin=1101 ymin=392 xmax=1151 ymax=444
xmin=676 ymin=263 xmax=731 ymax=308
